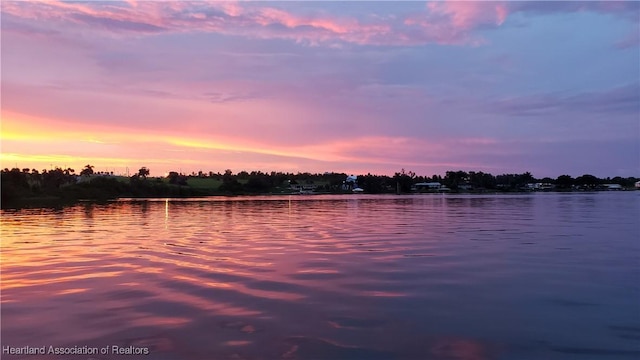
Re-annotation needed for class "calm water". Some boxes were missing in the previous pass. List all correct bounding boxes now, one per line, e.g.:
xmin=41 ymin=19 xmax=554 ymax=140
xmin=1 ymin=193 xmax=639 ymax=360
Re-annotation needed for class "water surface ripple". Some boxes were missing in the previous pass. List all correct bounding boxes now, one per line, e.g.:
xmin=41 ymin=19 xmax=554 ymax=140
xmin=1 ymin=193 xmax=639 ymax=360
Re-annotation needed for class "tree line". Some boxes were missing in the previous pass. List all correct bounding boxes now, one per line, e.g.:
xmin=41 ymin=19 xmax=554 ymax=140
xmin=2 ymin=165 xmax=638 ymax=206
xmin=1 ymin=165 xmax=203 ymax=206
xmin=389 ymin=169 xmax=638 ymax=193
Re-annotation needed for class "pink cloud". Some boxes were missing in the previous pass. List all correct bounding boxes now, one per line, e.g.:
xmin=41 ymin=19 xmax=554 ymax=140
xmin=0 ymin=1 xmax=487 ymax=46
xmin=222 ymin=2 xmax=243 ymax=17
xmin=3 ymin=0 xmax=637 ymax=48
xmin=396 ymin=1 xmax=510 ymax=46
xmin=2 ymin=1 xmax=161 ymax=37
xmin=427 ymin=1 xmax=508 ymax=30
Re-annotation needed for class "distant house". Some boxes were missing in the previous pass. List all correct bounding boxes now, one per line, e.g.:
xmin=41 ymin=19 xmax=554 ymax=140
xmin=526 ymin=183 xmax=538 ymax=190
xmin=414 ymin=182 xmax=450 ymax=192
xmin=343 ymin=175 xmax=358 ymax=191
xmin=289 ymin=180 xmax=317 ymax=193
xmin=603 ymin=184 xmax=623 ymax=191
xmin=415 ymin=182 xmax=441 ymax=189
xmin=526 ymin=183 xmax=555 ymax=191
xmin=635 ymin=181 xmax=640 ymax=189
xmin=540 ymin=183 xmax=555 ymax=190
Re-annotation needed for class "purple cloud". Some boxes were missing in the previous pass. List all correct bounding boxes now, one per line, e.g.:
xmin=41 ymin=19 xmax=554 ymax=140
xmin=71 ymin=13 xmax=166 ymax=33
xmin=489 ymin=83 xmax=640 ymax=117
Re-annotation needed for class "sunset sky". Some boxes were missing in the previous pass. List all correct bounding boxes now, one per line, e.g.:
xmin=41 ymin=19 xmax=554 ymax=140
xmin=1 ymin=1 xmax=639 ymax=178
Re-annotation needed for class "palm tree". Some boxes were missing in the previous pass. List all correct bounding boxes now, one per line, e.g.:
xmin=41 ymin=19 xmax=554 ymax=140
xmin=80 ymin=164 xmax=94 ymax=176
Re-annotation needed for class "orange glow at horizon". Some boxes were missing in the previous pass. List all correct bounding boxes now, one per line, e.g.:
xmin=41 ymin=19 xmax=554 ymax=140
xmin=2 ymin=110 xmax=436 ymax=175
xmin=1 ymin=109 xmax=480 ymax=177
xmin=3 ymin=112 xmax=316 ymax=168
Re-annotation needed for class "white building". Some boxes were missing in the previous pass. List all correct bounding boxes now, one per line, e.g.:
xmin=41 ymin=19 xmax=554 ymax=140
xmin=343 ymin=175 xmax=358 ymax=191
xmin=603 ymin=184 xmax=623 ymax=190
xmin=413 ymin=182 xmax=450 ymax=192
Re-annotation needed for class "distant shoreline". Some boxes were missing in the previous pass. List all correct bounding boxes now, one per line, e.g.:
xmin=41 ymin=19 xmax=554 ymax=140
xmin=3 ymin=167 xmax=638 ymax=209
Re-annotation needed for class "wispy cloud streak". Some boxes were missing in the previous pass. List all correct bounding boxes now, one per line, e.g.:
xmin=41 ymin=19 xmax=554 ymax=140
xmin=489 ymin=83 xmax=640 ymax=117
xmin=2 ymin=1 xmax=638 ymax=47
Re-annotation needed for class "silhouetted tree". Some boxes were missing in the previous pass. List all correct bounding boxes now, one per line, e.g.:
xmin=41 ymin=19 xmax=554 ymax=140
xmin=394 ymin=169 xmax=416 ymax=193
xmin=443 ymin=170 xmax=469 ymax=190
xmin=236 ymin=170 xmax=250 ymax=180
xmin=167 ymin=171 xmax=179 ymax=184
xmin=468 ymin=171 xmax=493 ymax=189
xmin=539 ymin=177 xmax=554 ymax=184
xmin=244 ymin=172 xmax=272 ymax=193
xmin=357 ymin=173 xmax=390 ymax=193
xmin=138 ymin=167 xmax=150 ymax=179
xmin=80 ymin=164 xmax=94 ymax=176
xmin=167 ymin=171 xmax=187 ymax=186
xmin=575 ymin=174 xmax=600 ymax=187
xmin=219 ymin=169 xmax=243 ymax=193
xmin=520 ymin=172 xmax=535 ymax=184
xmin=39 ymin=167 xmax=75 ymax=189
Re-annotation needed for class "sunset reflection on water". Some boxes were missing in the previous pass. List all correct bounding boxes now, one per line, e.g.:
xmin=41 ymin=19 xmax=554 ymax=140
xmin=1 ymin=194 xmax=639 ymax=359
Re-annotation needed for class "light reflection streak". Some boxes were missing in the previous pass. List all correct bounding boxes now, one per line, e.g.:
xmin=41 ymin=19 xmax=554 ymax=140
xmin=172 ymin=274 xmax=232 ymax=289
xmin=155 ymin=290 xmax=263 ymax=316
xmin=55 ymin=288 xmax=88 ymax=295
xmin=128 ymin=314 xmax=192 ymax=327
xmin=165 ymin=198 xmax=169 ymax=230
xmin=1 ymin=271 xmax=124 ymax=290
xmin=224 ymin=340 xmax=252 ymax=346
